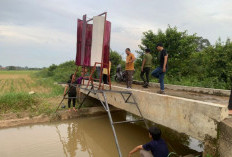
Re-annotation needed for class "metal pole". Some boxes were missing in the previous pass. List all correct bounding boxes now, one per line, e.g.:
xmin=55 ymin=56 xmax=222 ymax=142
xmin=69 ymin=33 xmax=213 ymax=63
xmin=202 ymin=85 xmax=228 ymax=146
xmin=55 ymin=96 xmax=65 ymax=113
xmin=78 ymin=89 xmax=91 ymax=110
xmin=102 ymin=92 xmax=123 ymax=157
xmin=131 ymin=94 xmax=149 ymax=129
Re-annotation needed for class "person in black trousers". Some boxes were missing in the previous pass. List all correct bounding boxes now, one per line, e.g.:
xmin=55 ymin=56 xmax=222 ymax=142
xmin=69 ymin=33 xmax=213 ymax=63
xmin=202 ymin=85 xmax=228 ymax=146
xmin=140 ymin=49 xmax=152 ymax=88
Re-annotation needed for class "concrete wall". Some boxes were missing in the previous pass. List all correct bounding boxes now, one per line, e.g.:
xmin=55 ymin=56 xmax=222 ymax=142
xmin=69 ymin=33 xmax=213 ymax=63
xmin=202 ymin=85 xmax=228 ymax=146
xmin=219 ymin=118 xmax=232 ymax=157
xmin=81 ymin=85 xmax=228 ymax=141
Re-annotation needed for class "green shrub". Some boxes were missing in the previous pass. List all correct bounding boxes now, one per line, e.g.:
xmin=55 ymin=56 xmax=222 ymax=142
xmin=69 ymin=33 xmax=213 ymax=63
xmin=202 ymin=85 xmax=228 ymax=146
xmin=0 ymin=92 xmax=39 ymax=113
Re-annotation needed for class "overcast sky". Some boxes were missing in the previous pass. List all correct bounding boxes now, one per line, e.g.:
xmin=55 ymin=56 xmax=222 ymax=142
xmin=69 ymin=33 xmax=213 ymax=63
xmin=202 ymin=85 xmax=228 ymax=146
xmin=0 ymin=0 xmax=231 ymax=67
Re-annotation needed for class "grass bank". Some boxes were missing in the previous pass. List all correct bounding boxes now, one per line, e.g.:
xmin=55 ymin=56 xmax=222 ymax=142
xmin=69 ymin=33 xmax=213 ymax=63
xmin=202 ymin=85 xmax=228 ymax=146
xmin=0 ymin=70 xmax=64 ymax=117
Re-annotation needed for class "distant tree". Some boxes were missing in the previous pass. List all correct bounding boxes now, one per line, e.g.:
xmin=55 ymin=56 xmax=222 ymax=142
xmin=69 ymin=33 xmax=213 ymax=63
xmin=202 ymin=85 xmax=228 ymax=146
xmin=47 ymin=64 xmax=58 ymax=76
xmin=8 ymin=66 xmax=16 ymax=70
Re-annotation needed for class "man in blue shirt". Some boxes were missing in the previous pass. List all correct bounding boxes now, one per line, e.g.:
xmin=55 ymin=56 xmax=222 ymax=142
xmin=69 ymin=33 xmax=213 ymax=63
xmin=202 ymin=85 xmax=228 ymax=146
xmin=128 ymin=126 xmax=169 ymax=157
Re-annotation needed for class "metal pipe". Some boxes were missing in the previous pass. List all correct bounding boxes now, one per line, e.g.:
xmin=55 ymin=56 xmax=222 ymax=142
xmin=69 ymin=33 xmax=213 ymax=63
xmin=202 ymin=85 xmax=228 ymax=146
xmin=131 ymin=94 xmax=149 ymax=129
xmin=86 ymin=12 xmax=107 ymax=22
xmin=103 ymin=92 xmax=123 ymax=157
xmin=113 ymin=119 xmax=144 ymax=124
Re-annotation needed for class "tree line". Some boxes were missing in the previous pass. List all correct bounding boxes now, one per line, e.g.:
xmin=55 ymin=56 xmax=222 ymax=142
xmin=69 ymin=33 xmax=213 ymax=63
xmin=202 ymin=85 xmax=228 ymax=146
xmin=133 ymin=26 xmax=232 ymax=90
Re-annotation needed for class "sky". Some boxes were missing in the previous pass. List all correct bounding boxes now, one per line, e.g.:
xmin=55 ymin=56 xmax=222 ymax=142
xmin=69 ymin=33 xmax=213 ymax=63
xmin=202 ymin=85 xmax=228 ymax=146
xmin=0 ymin=0 xmax=232 ymax=68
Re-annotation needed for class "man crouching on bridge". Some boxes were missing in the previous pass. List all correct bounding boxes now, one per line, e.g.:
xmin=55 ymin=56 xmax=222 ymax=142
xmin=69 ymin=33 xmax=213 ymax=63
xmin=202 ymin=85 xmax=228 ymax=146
xmin=128 ymin=126 xmax=169 ymax=157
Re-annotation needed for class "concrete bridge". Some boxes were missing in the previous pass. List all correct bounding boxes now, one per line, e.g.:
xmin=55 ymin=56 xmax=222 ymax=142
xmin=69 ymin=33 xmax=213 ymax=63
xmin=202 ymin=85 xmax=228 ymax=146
xmin=80 ymin=82 xmax=231 ymax=156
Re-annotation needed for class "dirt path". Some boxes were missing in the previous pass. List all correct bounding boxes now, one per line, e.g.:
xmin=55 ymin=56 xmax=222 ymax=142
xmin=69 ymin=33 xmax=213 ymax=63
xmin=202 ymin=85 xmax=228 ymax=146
xmin=112 ymin=82 xmax=229 ymax=106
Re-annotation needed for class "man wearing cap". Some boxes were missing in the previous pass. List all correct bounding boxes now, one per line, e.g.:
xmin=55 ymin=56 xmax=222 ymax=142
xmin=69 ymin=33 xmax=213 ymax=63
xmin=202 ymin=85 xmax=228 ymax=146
xmin=151 ymin=43 xmax=168 ymax=94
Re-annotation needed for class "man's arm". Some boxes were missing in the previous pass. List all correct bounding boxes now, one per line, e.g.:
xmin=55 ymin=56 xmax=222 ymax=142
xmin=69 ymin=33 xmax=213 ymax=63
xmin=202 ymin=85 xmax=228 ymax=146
xmin=141 ymin=59 xmax=146 ymax=71
xmin=63 ymin=85 xmax=68 ymax=96
xmin=128 ymin=145 xmax=143 ymax=157
xmin=163 ymin=55 xmax=168 ymax=72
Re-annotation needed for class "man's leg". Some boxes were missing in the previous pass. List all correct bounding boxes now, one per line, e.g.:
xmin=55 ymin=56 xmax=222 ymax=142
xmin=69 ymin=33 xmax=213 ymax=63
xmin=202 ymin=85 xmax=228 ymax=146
xmin=68 ymin=96 xmax=71 ymax=111
xmin=228 ymin=89 xmax=232 ymax=110
xmin=72 ymin=98 xmax=77 ymax=111
xmin=103 ymin=74 xmax=108 ymax=84
xmin=145 ymin=67 xmax=150 ymax=85
xmin=128 ymin=70 xmax=133 ymax=88
xmin=159 ymin=72 xmax=165 ymax=91
xmin=151 ymin=67 xmax=161 ymax=79
xmin=140 ymin=70 xmax=146 ymax=84
xmin=140 ymin=150 xmax=153 ymax=157
xmin=68 ymin=98 xmax=71 ymax=108
xmin=125 ymin=70 xmax=129 ymax=88
xmin=72 ymin=98 xmax=76 ymax=107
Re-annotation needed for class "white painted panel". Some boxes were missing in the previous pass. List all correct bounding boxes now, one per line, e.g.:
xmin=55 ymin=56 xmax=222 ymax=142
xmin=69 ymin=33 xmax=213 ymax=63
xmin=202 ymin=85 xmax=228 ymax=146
xmin=90 ymin=16 xmax=105 ymax=66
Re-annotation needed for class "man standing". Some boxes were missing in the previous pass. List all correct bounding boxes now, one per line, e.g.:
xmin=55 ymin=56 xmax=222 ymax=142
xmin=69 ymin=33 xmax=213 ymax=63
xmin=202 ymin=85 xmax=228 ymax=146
xmin=151 ymin=43 xmax=168 ymax=94
xmin=125 ymin=48 xmax=136 ymax=88
xmin=140 ymin=48 xmax=152 ymax=88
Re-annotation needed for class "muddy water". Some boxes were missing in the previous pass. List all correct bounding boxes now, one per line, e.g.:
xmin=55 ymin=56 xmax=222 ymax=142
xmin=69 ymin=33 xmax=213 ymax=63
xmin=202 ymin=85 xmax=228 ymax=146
xmin=0 ymin=112 xmax=202 ymax=157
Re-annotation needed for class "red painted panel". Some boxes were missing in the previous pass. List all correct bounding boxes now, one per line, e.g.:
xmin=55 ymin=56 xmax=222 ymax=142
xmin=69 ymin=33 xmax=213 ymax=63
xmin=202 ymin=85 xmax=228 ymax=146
xmin=75 ymin=19 xmax=83 ymax=66
xmin=103 ymin=21 xmax=111 ymax=68
xmin=83 ymin=24 xmax=93 ymax=66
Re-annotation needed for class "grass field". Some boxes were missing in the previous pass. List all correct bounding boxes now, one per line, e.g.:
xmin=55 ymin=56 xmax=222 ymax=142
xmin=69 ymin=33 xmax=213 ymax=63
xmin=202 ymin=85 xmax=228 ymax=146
xmin=0 ymin=70 xmax=64 ymax=115
xmin=0 ymin=71 xmax=51 ymax=94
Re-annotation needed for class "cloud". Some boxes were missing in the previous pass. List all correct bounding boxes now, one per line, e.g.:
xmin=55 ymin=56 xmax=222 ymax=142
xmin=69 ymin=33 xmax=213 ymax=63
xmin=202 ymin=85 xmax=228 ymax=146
xmin=0 ymin=0 xmax=232 ymax=67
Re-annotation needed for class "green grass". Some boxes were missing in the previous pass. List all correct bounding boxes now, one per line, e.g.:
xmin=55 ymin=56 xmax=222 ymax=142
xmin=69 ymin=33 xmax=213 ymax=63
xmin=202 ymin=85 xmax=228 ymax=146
xmin=0 ymin=92 xmax=39 ymax=113
xmin=0 ymin=70 xmax=64 ymax=115
xmin=0 ymin=70 xmax=39 ymax=74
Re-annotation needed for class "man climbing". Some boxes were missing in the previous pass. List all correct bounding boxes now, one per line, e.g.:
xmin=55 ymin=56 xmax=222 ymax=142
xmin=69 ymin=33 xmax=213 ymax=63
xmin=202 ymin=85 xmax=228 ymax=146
xmin=140 ymin=48 xmax=152 ymax=88
xmin=128 ymin=126 xmax=169 ymax=157
xmin=151 ymin=43 xmax=168 ymax=94
xmin=125 ymin=48 xmax=136 ymax=89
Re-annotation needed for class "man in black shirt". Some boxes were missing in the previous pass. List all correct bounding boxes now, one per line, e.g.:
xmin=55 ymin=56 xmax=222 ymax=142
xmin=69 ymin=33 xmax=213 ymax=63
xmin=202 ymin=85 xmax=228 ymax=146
xmin=151 ymin=43 xmax=168 ymax=94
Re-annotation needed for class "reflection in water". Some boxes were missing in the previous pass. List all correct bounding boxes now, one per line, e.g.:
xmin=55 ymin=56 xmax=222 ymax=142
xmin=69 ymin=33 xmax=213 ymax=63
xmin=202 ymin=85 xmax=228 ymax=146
xmin=56 ymin=122 xmax=93 ymax=157
xmin=0 ymin=112 xmax=202 ymax=157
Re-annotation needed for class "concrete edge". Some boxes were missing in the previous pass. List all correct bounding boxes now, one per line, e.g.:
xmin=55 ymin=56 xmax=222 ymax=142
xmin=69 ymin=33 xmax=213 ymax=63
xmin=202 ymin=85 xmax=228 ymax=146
xmin=111 ymin=84 xmax=227 ymax=109
xmin=133 ymin=80 xmax=230 ymax=96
